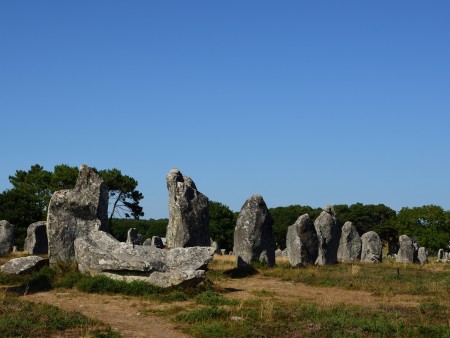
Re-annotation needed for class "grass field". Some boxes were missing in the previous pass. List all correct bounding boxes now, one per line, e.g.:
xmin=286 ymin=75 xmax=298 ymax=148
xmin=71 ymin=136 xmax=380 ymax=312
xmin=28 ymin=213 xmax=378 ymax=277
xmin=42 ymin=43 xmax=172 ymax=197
xmin=0 ymin=253 xmax=449 ymax=337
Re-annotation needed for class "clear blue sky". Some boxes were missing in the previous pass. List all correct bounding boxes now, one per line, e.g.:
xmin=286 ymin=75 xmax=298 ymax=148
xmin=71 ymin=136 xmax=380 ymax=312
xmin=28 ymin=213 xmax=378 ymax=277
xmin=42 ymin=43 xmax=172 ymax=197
xmin=1 ymin=1 xmax=449 ymax=218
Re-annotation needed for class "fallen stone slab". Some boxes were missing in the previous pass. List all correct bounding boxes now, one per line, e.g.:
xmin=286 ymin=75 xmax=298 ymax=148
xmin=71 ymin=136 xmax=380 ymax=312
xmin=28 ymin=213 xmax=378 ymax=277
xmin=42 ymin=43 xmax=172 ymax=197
xmin=1 ymin=256 xmax=49 ymax=275
xmin=74 ymin=230 xmax=214 ymax=288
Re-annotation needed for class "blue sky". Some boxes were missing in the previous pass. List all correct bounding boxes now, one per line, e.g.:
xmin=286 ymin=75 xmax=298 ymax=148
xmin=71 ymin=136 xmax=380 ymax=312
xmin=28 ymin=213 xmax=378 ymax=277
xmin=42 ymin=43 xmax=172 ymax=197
xmin=1 ymin=1 xmax=449 ymax=218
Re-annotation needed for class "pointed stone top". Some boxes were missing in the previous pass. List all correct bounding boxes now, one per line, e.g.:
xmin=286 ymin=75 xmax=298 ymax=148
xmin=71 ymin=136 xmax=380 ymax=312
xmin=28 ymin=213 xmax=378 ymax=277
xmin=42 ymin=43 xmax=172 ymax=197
xmin=323 ymin=205 xmax=336 ymax=216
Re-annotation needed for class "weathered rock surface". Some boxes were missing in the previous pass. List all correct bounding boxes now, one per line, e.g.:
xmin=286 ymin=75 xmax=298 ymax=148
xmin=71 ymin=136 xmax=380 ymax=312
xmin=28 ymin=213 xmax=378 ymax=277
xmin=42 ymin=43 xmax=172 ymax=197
xmin=314 ymin=206 xmax=340 ymax=265
xmin=165 ymin=169 xmax=209 ymax=248
xmin=417 ymin=247 xmax=428 ymax=264
xmin=360 ymin=231 xmax=382 ymax=263
xmin=0 ymin=220 xmax=15 ymax=256
xmin=286 ymin=214 xmax=318 ymax=267
xmin=1 ymin=256 xmax=49 ymax=275
xmin=396 ymin=235 xmax=415 ymax=263
xmin=46 ymin=165 xmax=109 ymax=264
xmin=337 ymin=221 xmax=361 ymax=262
xmin=24 ymin=221 xmax=48 ymax=255
xmin=126 ymin=228 xmax=144 ymax=246
xmin=233 ymin=195 xmax=275 ymax=267
xmin=74 ymin=229 xmax=214 ymax=288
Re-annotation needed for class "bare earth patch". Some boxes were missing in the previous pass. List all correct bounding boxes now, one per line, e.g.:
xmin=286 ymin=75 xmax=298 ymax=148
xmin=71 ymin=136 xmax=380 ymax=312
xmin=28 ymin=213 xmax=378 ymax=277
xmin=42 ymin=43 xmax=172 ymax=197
xmin=216 ymin=274 xmax=421 ymax=309
xmin=23 ymin=290 xmax=189 ymax=338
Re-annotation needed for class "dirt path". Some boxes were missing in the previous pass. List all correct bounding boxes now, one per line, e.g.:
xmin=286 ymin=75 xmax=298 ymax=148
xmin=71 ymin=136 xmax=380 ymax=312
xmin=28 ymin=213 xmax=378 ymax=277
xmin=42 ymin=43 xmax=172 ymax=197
xmin=216 ymin=274 xmax=420 ymax=309
xmin=23 ymin=290 xmax=190 ymax=338
xmin=16 ymin=273 xmax=421 ymax=337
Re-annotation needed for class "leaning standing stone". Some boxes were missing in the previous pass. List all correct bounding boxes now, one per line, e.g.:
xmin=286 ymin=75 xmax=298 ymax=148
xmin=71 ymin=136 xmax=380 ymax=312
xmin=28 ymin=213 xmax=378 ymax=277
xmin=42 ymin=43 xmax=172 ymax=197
xmin=233 ymin=195 xmax=275 ymax=267
xmin=314 ymin=206 xmax=340 ymax=265
xmin=286 ymin=214 xmax=318 ymax=267
xmin=337 ymin=221 xmax=361 ymax=262
xmin=360 ymin=231 xmax=382 ymax=263
xmin=0 ymin=220 xmax=15 ymax=256
xmin=165 ymin=169 xmax=210 ymax=248
xmin=396 ymin=235 xmax=415 ymax=263
xmin=24 ymin=221 xmax=48 ymax=255
xmin=46 ymin=165 xmax=109 ymax=264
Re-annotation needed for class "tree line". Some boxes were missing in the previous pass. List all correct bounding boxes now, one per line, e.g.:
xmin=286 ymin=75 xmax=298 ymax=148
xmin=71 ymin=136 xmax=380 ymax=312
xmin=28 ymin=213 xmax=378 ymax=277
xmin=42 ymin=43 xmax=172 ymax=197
xmin=1 ymin=164 xmax=449 ymax=253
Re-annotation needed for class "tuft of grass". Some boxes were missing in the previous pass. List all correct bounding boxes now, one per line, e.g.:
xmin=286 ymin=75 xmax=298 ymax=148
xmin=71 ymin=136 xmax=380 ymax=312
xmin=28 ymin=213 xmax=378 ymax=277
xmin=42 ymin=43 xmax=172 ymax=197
xmin=175 ymin=306 xmax=229 ymax=323
xmin=195 ymin=290 xmax=238 ymax=306
xmin=251 ymin=289 xmax=276 ymax=297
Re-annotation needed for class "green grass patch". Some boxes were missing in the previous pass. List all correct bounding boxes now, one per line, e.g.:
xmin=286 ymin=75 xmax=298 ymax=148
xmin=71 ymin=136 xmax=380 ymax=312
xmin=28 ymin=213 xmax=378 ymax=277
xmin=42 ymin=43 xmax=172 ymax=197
xmin=0 ymin=293 xmax=119 ymax=337
xmin=175 ymin=306 xmax=229 ymax=323
xmin=195 ymin=290 xmax=238 ymax=306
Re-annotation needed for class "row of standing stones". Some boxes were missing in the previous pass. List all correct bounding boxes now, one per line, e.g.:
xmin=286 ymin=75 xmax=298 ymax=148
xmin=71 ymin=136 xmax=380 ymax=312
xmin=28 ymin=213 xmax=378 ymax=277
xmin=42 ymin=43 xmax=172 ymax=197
xmin=0 ymin=166 xmax=448 ymax=285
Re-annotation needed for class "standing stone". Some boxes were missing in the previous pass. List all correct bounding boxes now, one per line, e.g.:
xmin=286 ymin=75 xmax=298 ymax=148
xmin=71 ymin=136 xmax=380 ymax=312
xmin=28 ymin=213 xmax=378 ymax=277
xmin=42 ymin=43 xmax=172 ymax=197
xmin=396 ymin=235 xmax=415 ymax=263
xmin=24 ymin=221 xmax=48 ymax=255
xmin=275 ymin=249 xmax=283 ymax=257
xmin=126 ymin=228 xmax=144 ymax=246
xmin=360 ymin=231 xmax=382 ymax=263
xmin=286 ymin=214 xmax=318 ymax=267
xmin=233 ymin=195 xmax=275 ymax=267
xmin=437 ymin=249 xmax=444 ymax=262
xmin=417 ymin=247 xmax=428 ymax=264
xmin=314 ymin=206 xmax=340 ymax=265
xmin=46 ymin=165 xmax=109 ymax=264
xmin=165 ymin=169 xmax=209 ymax=248
xmin=337 ymin=221 xmax=361 ymax=262
xmin=220 ymin=248 xmax=226 ymax=256
xmin=0 ymin=220 xmax=15 ymax=256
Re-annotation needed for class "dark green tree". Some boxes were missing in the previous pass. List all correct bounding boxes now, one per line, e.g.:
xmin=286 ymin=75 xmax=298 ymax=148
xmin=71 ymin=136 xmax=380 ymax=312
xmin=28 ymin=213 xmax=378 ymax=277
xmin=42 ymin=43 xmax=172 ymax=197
xmin=208 ymin=201 xmax=237 ymax=251
xmin=98 ymin=168 xmax=144 ymax=222
xmin=394 ymin=205 xmax=450 ymax=253
xmin=0 ymin=164 xmax=145 ymax=247
xmin=270 ymin=205 xmax=322 ymax=249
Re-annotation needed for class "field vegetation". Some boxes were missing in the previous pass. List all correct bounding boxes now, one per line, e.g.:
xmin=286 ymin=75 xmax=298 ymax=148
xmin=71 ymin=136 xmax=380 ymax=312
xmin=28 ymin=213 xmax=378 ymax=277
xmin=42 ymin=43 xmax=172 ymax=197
xmin=1 ymin=254 xmax=449 ymax=337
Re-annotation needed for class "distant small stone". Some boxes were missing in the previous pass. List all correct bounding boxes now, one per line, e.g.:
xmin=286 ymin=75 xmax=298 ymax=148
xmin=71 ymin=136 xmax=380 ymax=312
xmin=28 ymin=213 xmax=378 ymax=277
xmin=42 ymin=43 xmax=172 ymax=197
xmin=126 ymin=228 xmax=144 ymax=246
xmin=437 ymin=249 xmax=444 ymax=262
xmin=275 ymin=249 xmax=283 ymax=257
xmin=24 ymin=221 xmax=48 ymax=255
xmin=396 ymin=235 xmax=415 ymax=263
xmin=360 ymin=231 xmax=382 ymax=263
xmin=337 ymin=221 xmax=361 ymax=262
xmin=0 ymin=220 xmax=15 ymax=256
xmin=220 ymin=249 xmax=226 ymax=256
xmin=417 ymin=247 xmax=428 ymax=264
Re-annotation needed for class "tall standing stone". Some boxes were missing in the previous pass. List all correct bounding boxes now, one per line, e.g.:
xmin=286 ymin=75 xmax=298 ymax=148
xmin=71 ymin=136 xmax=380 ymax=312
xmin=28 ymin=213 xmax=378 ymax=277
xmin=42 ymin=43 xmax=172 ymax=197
xmin=360 ymin=231 xmax=382 ymax=263
xmin=337 ymin=221 xmax=361 ymax=262
xmin=286 ymin=214 xmax=318 ymax=267
xmin=396 ymin=235 xmax=415 ymax=263
xmin=314 ymin=205 xmax=340 ymax=265
xmin=46 ymin=165 xmax=109 ymax=264
xmin=0 ymin=220 xmax=15 ymax=256
xmin=24 ymin=221 xmax=48 ymax=255
xmin=233 ymin=195 xmax=275 ymax=267
xmin=165 ymin=169 xmax=209 ymax=248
